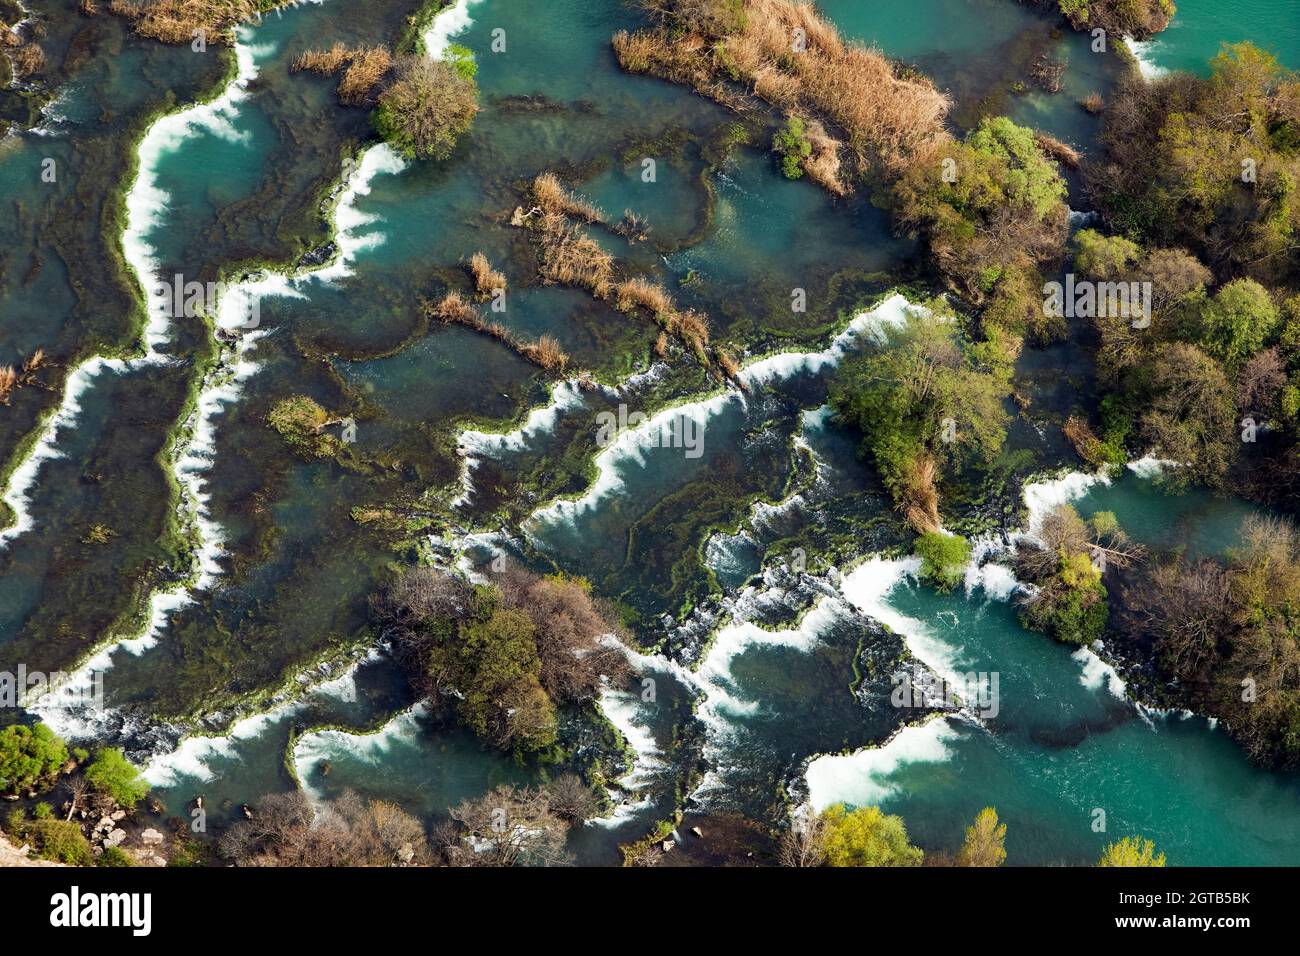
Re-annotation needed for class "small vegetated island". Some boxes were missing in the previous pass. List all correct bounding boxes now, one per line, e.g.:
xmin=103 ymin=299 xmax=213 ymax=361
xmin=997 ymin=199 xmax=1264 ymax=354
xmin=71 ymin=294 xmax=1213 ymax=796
xmin=0 ymin=0 xmax=1297 ymax=873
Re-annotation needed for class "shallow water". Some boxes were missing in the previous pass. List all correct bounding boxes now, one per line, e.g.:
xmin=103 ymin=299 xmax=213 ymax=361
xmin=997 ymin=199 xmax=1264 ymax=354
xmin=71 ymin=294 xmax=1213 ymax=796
xmin=2 ymin=0 xmax=1298 ymax=866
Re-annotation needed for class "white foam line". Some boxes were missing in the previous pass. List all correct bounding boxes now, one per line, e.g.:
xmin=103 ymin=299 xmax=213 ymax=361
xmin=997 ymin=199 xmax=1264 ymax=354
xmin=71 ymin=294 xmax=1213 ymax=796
xmin=1072 ymin=644 xmax=1127 ymax=700
xmin=527 ymin=389 xmax=739 ymax=530
xmin=738 ymin=293 xmax=921 ymax=388
xmin=291 ymin=703 xmax=430 ymax=802
xmin=1126 ymin=454 xmax=1178 ymax=479
xmin=423 ymin=0 xmax=485 ymax=58
xmin=1021 ymin=469 xmax=1110 ymax=538
xmin=805 ymin=717 xmax=961 ymax=811
xmin=1125 ymin=37 xmax=1168 ymax=80
xmin=0 ymin=357 xmax=127 ymax=548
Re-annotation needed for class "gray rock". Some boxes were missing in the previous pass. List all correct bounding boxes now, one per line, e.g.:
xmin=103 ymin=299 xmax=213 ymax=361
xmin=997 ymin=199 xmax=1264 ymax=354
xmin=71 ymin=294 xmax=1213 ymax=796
xmin=140 ymin=828 xmax=164 ymax=847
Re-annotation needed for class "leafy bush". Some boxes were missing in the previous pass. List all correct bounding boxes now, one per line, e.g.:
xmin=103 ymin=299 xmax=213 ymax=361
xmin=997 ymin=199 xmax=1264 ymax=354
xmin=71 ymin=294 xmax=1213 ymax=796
xmin=85 ymin=748 xmax=149 ymax=809
xmin=1098 ymin=836 xmax=1166 ymax=867
xmin=773 ymin=115 xmax=812 ymax=179
xmin=29 ymin=819 xmax=95 ymax=866
xmin=0 ymin=723 xmax=68 ymax=797
xmin=916 ymin=531 xmax=972 ymax=590
xmin=819 ymin=804 xmax=923 ymax=867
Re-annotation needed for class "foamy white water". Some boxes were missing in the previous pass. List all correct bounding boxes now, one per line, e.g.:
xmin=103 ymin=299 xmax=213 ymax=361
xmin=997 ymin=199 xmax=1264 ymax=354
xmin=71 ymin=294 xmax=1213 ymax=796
xmin=423 ymin=0 xmax=486 ymax=57
xmin=805 ymin=717 xmax=961 ymax=811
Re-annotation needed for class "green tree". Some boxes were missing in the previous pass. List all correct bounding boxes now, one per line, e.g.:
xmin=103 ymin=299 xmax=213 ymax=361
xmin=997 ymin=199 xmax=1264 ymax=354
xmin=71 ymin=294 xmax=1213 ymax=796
xmin=0 ymin=723 xmax=68 ymax=797
xmin=819 ymin=804 xmax=924 ymax=867
xmin=916 ymin=531 xmax=972 ymax=590
xmin=1073 ymin=228 xmax=1142 ymax=280
xmin=956 ymin=806 xmax=1007 ymax=866
xmin=84 ymin=748 xmax=149 ymax=809
xmin=831 ymin=310 xmax=1010 ymax=530
xmin=1098 ymin=836 xmax=1167 ymax=867
xmin=430 ymin=603 xmax=558 ymax=753
xmin=1198 ymin=279 xmax=1279 ymax=368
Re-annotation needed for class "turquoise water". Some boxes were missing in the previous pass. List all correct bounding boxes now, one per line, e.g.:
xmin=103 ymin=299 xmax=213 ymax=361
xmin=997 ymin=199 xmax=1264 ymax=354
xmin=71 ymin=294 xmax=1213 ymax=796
xmin=1 ymin=0 xmax=1298 ymax=867
xmin=1133 ymin=0 xmax=1300 ymax=74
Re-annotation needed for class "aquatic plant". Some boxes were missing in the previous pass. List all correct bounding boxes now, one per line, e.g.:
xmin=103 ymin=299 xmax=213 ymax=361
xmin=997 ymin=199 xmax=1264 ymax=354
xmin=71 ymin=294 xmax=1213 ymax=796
xmin=467 ymin=251 xmax=506 ymax=300
xmin=532 ymin=172 xmax=606 ymax=224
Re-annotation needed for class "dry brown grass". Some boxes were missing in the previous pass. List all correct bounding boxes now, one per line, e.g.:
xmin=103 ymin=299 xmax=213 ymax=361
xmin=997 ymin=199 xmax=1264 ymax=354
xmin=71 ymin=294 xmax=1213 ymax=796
xmin=801 ymin=117 xmax=847 ymax=196
xmin=338 ymin=46 xmax=392 ymax=105
xmin=532 ymin=172 xmax=605 ymax=224
xmin=614 ymin=277 xmax=674 ymax=317
xmin=108 ymin=0 xmax=277 ymax=45
xmin=1034 ymin=131 xmax=1080 ymax=168
xmin=518 ymin=335 xmax=569 ymax=372
xmin=614 ymin=0 xmax=951 ymax=186
xmin=426 ymin=293 xmax=568 ymax=373
xmin=468 ymin=252 xmax=506 ymax=300
xmin=900 ymin=452 xmax=941 ymax=532
xmin=1063 ymin=415 xmax=1106 ymax=466
xmin=0 ymin=366 xmax=16 ymax=405
xmin=79 ymin=0 xmax=99 ymax=14
xmin=537 ymin=221 xmax=614 ymax=296
xmin=427 ymin=291 xmax=480 ymax=327
xmin=293 ymin=43 xmax=350 ymax=75
xmin=1081 ymin=91 xmax=1105 ymax=114
xmin=654 ymin=332 xmax=669 ymax=358
xmin=666 ymin=308 xmax=709 ymax=349
xmin=22 ymin=349 xmax=45 ymax=374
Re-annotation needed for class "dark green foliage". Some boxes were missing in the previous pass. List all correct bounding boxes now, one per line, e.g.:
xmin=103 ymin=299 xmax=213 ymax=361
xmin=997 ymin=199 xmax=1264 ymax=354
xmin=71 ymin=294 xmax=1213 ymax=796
xmin=0 ymin=723 xmax=68 ymax=797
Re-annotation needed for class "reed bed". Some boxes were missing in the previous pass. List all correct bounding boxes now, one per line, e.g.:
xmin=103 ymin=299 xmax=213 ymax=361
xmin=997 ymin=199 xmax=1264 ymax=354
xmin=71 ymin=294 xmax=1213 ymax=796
xmin=426 ymin=293 xmax=569 ymax=372
xmin=468 ymin=252 xmax=506 ymax=300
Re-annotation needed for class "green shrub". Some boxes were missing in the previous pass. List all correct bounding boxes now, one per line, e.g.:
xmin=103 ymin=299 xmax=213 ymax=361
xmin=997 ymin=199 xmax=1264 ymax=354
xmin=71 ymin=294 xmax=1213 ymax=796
xmin=916 ymin=531 xmax=972 ymax=590
xmin=30 ymin=820 xmax=95 ymax=866
xmin=0 ymin=723 xmax=69 ymax=797
xmin=85 ymin=748 xmax=149 ymax=809
xmin=373 ymin=55 xmax=479 ymax=161
xmin=820 ymin=804 xmax=923 ymax=867
xmin=98 ymin=846 xmax=137 ymax=868
xmin=773 ymin=115 xmax=812 ymax=180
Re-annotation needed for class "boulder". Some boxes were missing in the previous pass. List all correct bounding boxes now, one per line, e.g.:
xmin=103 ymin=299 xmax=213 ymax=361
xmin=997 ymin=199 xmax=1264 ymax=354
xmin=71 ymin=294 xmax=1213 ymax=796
xmin=690 ymin=827 xmax=704 ymax=839
xmin=110 ymin=810 xmax=126 ymax=822
xmin=140 ymin=828 xmax=164 ymax=847
xmin=661 ymin=840 xmax=675 ymax=853
xmin=104 ymin=829 xmax=127 ymax=848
